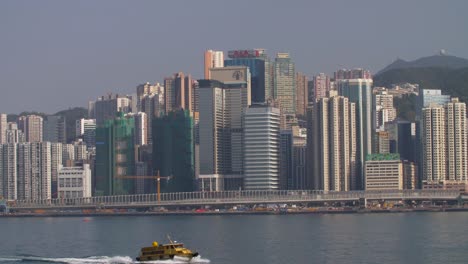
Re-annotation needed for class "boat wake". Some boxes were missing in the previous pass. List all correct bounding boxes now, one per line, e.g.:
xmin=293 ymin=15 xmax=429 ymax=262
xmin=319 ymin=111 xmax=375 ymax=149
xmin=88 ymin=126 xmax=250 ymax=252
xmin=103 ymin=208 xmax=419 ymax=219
xmin=0 ymin=256 xmax=209 ymax=264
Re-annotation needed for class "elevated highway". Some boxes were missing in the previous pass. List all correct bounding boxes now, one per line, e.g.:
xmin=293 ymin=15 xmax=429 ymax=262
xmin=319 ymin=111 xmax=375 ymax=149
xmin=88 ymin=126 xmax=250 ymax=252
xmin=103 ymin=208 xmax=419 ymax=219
xmin=7 ymin=190 xmax=464 ymax=212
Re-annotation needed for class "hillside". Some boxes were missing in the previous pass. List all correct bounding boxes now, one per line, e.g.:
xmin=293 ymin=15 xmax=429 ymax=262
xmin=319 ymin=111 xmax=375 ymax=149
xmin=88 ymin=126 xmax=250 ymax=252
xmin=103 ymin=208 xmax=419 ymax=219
xmin=378 ymin=55 xmax=468 ymax=75
xmin=374 ymin=67 xmax=468 ymax=103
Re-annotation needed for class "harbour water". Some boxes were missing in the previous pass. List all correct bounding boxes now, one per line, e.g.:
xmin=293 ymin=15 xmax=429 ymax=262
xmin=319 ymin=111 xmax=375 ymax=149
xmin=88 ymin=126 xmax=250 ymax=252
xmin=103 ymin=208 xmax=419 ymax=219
xmin=1 ymin=212 xmax=468 ymax=264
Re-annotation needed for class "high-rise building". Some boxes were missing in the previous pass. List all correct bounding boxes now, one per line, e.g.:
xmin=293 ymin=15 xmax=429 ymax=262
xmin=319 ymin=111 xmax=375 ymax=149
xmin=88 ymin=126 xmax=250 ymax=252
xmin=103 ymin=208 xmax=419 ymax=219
xmin=421 ymin=104 xmax=446 ymax=183
xmin=311 ymin=73 xmax=331 ymax=103
xmin=57 ymin=164 xmax=92 ymax=198
xmin=95 ymin=112 xmax=135 ymax=196
xmin=0 ymin=143 xmax=17 ymax=200
xmin=334 ymin=68 xmax=372 ymax=80
xmin=444 ymin=98 xmax=467 ymax=182
xmin=243 ymin=105 xmax=280 ymax=190
xmin=374 ymin=131 xmax=390 ymax=154
xmin=295 ymin=72 xmax=308 ymax=117
xmin=164 ymin=72 xmax=193 ymax=114
xmin=365 ymin=153 xmax=403 ymax=191
xmin=403 ymin=161 xmax=418 ymax=190
xmin=274 ymin=53 xmax=295 ymax=114
xmin=338 ymin=78 xmax=373 ymax=189
xmin=225 ymin=49 xmax=273 ymax=103
xmin=17 ymin=142 xmax=52 ymax=200
xmin=152 ymin=109 xmax=194 ymax=192
xmin=0 ymin=114 xmax=7 ymax=144
xmin=5 ymin=122 xmax=25 ymax=144
xmin=127 ymin=112 xmax=147 ymax=146
xmin=43 ymin=115 xmax=67 ymax=144
xmin=90 ymin=94 xmax=133 ymax=126
xmin=417 ymin=89 xmax=451 ymax=117
xmin=136 ymin=82 xmax=163 ymax=112
xmin=75 ymin=119 xmax=96 ymax=148
xmin=141 ymin=92 xmax=164 ymax=145
xmin=279 ymin=130 xmax=293 ymax=190
xmin=62 ymin=144 xmax=75 ymax=166
xmin=198 ymin=67 xmax=251 ymax=190
xmin=308 ymin=96 xmax=357 ymax=191
xmin=18 ymin=115 xmax=43 ymax=143
xmin=374 ymin=90 xmax=396 ymax=131
xmin=204 ymin=50 xmax=224 ymax=79
xmin=50 ymin=143 xmax=63 ymax=198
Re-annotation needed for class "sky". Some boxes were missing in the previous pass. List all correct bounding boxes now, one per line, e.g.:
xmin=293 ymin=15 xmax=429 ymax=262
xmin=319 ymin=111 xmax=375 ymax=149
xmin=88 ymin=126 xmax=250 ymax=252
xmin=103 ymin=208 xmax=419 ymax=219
xmin=1 ymin=0 xmax=467 ymax=114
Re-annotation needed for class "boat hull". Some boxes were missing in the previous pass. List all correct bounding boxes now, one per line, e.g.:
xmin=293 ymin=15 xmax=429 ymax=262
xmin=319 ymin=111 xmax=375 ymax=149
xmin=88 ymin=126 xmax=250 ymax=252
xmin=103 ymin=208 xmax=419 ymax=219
xmin=136 ymin=252 xmax=198 ymax=261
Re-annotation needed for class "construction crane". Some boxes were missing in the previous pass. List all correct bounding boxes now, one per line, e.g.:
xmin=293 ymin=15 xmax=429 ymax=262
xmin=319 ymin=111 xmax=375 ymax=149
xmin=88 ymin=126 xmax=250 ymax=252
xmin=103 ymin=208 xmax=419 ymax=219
xmin=116 ymin=171 xmax=172 ymax=202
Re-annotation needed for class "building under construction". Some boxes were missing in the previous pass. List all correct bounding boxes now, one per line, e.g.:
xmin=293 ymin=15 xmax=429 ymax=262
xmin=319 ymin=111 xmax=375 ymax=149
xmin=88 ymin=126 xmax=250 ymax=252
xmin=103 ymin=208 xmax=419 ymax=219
xmin=152 ymin=109 xmax=194 ymax=193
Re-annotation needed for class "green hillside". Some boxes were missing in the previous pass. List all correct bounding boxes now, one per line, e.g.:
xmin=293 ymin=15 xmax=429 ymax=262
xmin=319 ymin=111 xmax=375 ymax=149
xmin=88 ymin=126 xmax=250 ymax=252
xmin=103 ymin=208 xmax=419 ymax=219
xmin=374 ymin=67 xmax=468 ymax=102
xmin=374 ymin=67 xmax=468 ymax=122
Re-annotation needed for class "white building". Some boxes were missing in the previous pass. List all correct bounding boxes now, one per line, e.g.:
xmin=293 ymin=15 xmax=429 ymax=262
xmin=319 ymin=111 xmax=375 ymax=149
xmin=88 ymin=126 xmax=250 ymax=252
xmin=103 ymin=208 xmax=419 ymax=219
xmin=365 ymin=154 xmax=403 ymax=191
xmin=243 ymin=105 xmax=280 ymax=190
xmin=58 ymin=164 xmax=92 ymax=198
xmin=17 ymin=142 xmax=51 ymax=200
xmin=0 ymin=143 xmax=17 ymax=200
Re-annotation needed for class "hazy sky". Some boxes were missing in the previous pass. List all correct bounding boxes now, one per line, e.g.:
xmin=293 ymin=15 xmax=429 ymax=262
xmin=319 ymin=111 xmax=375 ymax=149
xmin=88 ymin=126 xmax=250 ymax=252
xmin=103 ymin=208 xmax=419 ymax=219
xmin=1 ymin=0 xmax=467 ymax=114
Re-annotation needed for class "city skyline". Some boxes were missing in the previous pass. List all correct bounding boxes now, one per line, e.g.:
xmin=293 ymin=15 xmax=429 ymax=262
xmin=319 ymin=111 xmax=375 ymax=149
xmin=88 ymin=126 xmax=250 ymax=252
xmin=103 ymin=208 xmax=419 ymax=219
xmin=1 ymin=0 xmax=468 ymax=113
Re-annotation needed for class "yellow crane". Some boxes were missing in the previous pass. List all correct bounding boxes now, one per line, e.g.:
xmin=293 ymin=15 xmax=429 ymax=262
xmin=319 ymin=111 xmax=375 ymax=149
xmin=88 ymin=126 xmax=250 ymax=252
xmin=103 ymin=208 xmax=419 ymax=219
xmin=116 ymin=171 xmax=172 ymax=202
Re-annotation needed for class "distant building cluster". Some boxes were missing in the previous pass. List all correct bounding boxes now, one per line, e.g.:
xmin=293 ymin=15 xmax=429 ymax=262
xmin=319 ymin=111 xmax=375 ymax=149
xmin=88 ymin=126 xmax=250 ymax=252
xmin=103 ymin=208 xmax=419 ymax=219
xmin=1 ymin=48 xmax=467 ymax=202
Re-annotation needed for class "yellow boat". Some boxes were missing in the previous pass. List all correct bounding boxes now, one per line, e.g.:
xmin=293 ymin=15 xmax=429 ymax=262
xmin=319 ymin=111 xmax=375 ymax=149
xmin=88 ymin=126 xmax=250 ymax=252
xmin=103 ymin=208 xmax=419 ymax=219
xmin=136 ymin=240 xmax=199 ymax=261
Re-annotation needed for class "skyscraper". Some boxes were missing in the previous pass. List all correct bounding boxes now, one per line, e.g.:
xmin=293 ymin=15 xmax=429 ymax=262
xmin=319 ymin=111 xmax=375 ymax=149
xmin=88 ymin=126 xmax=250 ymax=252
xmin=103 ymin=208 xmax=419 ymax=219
xmin=334 ymin=68 xmax=372 ymax=80
xmin=445 ymin=98 xmax=467 ymax=181
xmin=50 ymin=142 xmax=63 ymax=198
xmin=338 ymin=78 xmax=373 ymax=189
xmin=311 ymin=73 xmax=331 ymax=103
xmin=0 ymin=143 xmax=17 ymax=200
xmin=152 ymin=109 xmax=194 ymax=192
xmin=308 ymin=96 xmax=357 ymax=191
xmin=43 ymin=115 xmax=67 ymax=144
xmin=75 ymin=118 xmax=96 ymax=148
xmin=127 ymin=112 xmax=147 ymax=146
xmin=17 ymin=142 xmax=52 ymax=200
xmin=18 ymin=115 xmax=43 ymax=143
xmin=95 ymin=112 xmax=135 ymax=196
xmin=198 ymin=66 xmax=251 ymax=190
xmin=136 ymin=82 xmax=163 ymax=112
xmin=274 ymin=53 xmax=295 ymax=114
xmin=225 ymin=49 xmax=272 ymax=103
xmin=295 ymin=72 xmax=308 ymax=117
xmin=243 ymin=104 xmax=280 ymax=190
xmin=374 ymin=90 xmax=396 ymax=131
xmin=5 ymin=122 xmax=25 ymax=144
xmin=204 ymin=50 xmax=224 ymax=79
xmin=421 ymin=104 xmax=446 ymax=183
xmin=91 ymin=94 xmax=133 ymax=126
xmin=0 ymin=114 xmax=7 ymax=144
xmin=164 ymin=72 xmax=193 ymax=114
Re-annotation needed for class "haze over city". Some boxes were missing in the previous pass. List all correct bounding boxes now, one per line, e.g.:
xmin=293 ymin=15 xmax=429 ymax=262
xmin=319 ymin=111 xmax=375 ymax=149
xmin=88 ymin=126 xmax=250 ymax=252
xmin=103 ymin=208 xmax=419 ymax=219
xmin=1 ymin=0 xmax=467 ymax=113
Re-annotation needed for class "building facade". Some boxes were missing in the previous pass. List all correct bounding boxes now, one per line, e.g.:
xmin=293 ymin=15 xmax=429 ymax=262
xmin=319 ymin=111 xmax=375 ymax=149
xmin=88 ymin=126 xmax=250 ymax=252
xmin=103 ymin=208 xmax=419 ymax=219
xmin=365 ymin=153 xmax=403 ymax=191
xmin=243 ymin=105 xmax=280 ymax=190
xmin=95 ymin=112 xmax=135 ymax=196
xmin=274 ymin=53 xmax=295 ymax=114
xmin=308 ymin=96 xmax=357 ymax=191
xmin=204 ymin=50 xmax=224 ymax=79
xmin=338 ymin=78 xmax=373 ymax=189
xmin=58 ymin=164 xmax=92 ymax=198
xmin=225 ymin=49 xmax=272 ymax=103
